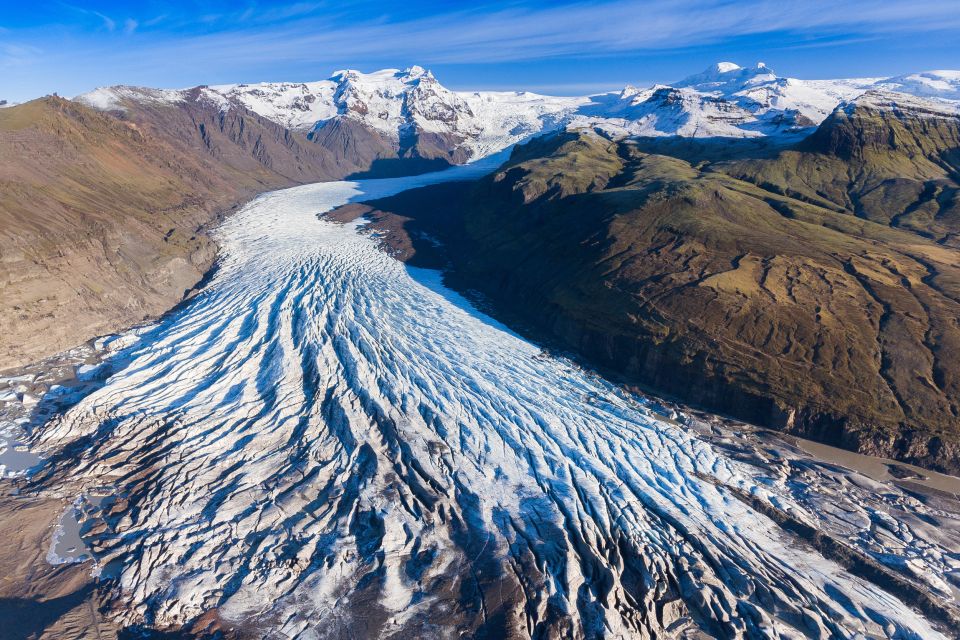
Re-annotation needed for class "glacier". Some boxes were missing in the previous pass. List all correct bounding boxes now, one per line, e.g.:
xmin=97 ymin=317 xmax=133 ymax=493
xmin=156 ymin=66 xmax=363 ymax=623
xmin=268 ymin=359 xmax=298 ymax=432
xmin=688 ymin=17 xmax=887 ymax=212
xmin=26 ymin=159 xmax=959 ymax=639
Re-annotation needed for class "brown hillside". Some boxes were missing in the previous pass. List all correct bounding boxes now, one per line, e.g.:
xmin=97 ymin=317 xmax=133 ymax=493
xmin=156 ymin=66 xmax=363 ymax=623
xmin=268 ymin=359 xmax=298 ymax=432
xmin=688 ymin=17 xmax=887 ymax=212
xmin=0 ymin=96 xmax=331 ymax=367
xmin=357 ymin=118 xmax=960 ymax=473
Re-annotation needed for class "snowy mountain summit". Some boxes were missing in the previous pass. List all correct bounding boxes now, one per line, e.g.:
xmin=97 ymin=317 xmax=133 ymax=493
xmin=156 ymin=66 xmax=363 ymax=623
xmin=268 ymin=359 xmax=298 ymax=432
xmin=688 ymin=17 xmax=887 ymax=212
xmin=75 ymin=62 xmax=960 ymax=162
xmin=567 ymin=61 xmax=885 ymax=138
xmin=875 ymin=70 xmax=960 ymax=101
xmin=210 ymin=66 xmax=588 ymax=159
xmin=209 ymin=61 xmax=890 ymax=147
xmin=674 ymin=61 xmax=878 ymax=124
xmin=674 ymin=61 xmax=778 ymax=92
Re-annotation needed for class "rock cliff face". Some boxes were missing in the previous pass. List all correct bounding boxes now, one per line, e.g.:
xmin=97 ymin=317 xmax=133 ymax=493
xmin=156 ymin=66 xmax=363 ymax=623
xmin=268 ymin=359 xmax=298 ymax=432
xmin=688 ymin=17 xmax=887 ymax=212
xmin=98 ymin=87 xmax=345 ymax=184
xmin=354 ymin=100 xmax=960 ymax=473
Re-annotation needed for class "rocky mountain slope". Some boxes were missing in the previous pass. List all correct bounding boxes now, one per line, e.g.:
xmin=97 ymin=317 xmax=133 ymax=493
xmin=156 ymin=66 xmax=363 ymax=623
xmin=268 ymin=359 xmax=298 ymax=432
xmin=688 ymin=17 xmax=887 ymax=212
xmin=0 ymin=95 xmax=348 ymax=368
xmin=349 ymin=92 xmax=960 ymax=473
xmin=725 ymin=91 xmax=960 ymax=242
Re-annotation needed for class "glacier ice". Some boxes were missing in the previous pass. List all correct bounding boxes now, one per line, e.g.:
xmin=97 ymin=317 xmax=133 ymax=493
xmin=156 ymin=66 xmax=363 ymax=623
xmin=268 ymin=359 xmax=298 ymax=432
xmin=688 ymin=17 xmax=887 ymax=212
xmin=29 ymin=163 xmax=958 ymax=639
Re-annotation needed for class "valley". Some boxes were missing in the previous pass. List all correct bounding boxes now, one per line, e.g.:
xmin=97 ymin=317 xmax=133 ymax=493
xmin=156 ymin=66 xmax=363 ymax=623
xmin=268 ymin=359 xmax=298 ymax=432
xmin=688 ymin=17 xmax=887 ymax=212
xmin=2 ymin=164 xmax=959 ymax=638
xmin=3 ymin=60 xmax=960 ymax=638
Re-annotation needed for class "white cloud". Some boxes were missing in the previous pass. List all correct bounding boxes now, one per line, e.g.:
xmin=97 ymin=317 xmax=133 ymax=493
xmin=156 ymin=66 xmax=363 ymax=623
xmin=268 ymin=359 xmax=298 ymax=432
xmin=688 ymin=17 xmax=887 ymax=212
xmin=0 ymin=42 xmax=41 ymax=67
xmin=60 ymin=3 xmax=117 ymax=32
xmin=114 ymin=0 xmax=960 ymax=67
xmin=7 ymin=0 xmax=958 ymax=101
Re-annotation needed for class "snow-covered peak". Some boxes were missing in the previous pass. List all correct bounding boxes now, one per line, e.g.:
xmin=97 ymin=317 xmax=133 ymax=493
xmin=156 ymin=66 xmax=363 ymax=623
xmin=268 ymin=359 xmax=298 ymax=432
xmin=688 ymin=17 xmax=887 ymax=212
xmin=403 ymin=65 xmax=431 ymax=79
xmin=196 ymin=87 xmax=233 ymax=113
xmin=220 ymin=67 xmax=462 ymax=136
xmin=675 ymin=61 xmax=778 ymax=93
xmin=649 ymin=61 xmax=892 ymax=134
xmin=841 ymin=89 xmax=960 ymax=116
xmin=570 ymin=85 xmax=765 ymax=139
xmin=70 ymin=63 xmax=960 ymax=158
xmin=716 ymin=62 xmax=742 ymax=73
xmin=875 ymin=70 xmax=960 ymax=101
xmin=617 ymin=85 xmax=656 ymax=106
xmin=0 ymin=99 xmax=17 ymax=109
xmin=328 ymin=66 xmax=458 ymax=134
xmin=75 ymin=84 xmax=234 ymax=116
xmin=329 ymin=66 xmax=430 ymax=83
xmin=210 ymin=67 xmax=589 ymax=159
xmin=75 ymin=86 xmax=186 ymax=111
xmin=209 ymin=81 xmax=338 ymax=130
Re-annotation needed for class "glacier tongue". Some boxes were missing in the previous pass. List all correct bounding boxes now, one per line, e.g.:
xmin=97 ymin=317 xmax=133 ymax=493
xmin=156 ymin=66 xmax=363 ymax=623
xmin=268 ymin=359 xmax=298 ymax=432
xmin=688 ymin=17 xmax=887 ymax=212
xmin=31 ymin=162 xmax=955 ymax=639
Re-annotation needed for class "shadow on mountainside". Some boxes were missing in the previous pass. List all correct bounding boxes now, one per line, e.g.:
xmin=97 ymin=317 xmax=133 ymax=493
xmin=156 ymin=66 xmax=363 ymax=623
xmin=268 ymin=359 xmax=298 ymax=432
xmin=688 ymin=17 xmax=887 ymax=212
xmin=0 ymin=585 xmax=96 ymax=640
xmin=346 ymin=156 xmax=453 ymax=180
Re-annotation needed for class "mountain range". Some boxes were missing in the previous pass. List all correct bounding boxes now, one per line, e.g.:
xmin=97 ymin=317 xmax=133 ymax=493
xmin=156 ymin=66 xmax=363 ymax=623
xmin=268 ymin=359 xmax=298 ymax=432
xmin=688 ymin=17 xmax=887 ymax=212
xmin=3 ymin=61 xmax=960 ymax=472
xmin=75 ymin=62 xmax=960 ymax=148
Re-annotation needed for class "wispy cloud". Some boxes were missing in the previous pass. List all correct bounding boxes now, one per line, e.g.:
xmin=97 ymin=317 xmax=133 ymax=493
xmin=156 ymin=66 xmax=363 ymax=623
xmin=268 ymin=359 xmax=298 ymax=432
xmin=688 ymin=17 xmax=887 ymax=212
xmin=4 ymin=0 xmax=959 ymax=101
xmin=59 ymin=3 xmax=118 ymax=32
xmin=141 ymin=14 xmax=168 ymax=28
xmin=0 ymin=42 xmax=41 ymax=67
xmin=102 ymin=0 xmax=960 ymax=68
xmin=94 ymin=10 xmax=116 ymax=32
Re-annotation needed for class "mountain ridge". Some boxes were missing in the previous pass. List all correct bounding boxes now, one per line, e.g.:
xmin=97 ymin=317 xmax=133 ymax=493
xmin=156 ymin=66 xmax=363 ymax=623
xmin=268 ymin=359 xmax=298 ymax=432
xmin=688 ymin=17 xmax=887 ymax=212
xmin=73 ymin=62 xmax=960 ymax=154
xmin=0 ymin=94 xmax=350 ymax=368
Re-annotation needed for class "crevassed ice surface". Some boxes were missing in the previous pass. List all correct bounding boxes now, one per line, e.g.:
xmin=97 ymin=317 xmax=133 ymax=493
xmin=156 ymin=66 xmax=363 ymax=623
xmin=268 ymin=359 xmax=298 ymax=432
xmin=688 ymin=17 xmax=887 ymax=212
xmin=33 ymin=160 xmax=950 ymax=639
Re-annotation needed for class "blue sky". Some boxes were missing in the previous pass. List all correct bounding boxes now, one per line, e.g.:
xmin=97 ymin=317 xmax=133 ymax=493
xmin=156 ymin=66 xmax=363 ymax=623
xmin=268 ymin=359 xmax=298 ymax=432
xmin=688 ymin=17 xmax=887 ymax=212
xmin=2 ymin=1 xmax=959 ymax=102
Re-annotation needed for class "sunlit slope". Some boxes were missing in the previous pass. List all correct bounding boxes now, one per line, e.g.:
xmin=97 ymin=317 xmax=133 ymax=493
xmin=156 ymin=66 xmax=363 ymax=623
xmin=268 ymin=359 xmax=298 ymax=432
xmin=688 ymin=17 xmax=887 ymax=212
xmin=0 ymin=97 xmax=240 ymax=367
xmin=360 ymin=103 xmax=960 ymax=472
